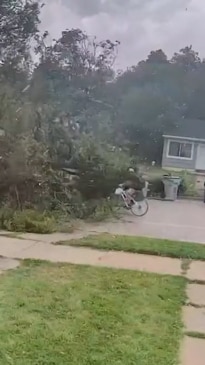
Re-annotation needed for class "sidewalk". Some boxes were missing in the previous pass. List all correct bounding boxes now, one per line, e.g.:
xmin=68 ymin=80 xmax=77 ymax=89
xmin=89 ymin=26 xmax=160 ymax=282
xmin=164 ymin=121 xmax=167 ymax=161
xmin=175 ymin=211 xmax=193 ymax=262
xmin=0 ymin=234 xmax=204 ymax=365
xmin=0 ymin=235 xmax=204 ymax=279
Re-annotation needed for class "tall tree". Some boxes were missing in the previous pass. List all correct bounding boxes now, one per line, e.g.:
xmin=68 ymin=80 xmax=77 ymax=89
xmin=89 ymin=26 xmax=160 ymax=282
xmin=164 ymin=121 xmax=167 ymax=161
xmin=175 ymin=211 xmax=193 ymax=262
xmin=171 ymin=46 xmax=201 ymax=70
xmin=146 ymin=49 xmax=168 ymax=64
xmin=0 ymin=0 xmax=42 ymax=133
xmin=0 ymin=0 xmax=41 ymax=65
xmin=30 ymin=29 xmax=119 ymax=168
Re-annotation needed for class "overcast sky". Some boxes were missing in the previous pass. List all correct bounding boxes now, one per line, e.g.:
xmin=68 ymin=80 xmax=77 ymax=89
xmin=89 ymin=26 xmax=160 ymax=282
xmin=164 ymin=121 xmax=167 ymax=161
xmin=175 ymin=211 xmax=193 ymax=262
xmin=40 ymin=0 xmax=205 ymax=69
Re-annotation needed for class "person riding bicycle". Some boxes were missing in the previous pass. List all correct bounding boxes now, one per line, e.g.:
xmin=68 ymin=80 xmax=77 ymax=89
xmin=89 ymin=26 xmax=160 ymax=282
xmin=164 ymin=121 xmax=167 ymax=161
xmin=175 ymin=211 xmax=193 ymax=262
xmin=121 ymin=168 xmax=146 ymax=203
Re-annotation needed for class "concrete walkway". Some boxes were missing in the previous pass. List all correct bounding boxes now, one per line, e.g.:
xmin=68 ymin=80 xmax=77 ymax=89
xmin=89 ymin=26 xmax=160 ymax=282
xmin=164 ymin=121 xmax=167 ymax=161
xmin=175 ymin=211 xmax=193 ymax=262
xmin=0 ymin=234 xmax=202 ymax=278
xmin=181 ymin=283 xmax=205 ymax=365
xmin=0 ymin=234 xmax=205 ymax=364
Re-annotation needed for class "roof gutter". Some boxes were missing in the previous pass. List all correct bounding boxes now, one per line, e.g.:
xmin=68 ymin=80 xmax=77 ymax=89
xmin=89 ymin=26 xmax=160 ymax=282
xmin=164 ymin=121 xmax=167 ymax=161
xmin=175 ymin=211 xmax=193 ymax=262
xmin=163 ymin=135 xmax=205 ymax=143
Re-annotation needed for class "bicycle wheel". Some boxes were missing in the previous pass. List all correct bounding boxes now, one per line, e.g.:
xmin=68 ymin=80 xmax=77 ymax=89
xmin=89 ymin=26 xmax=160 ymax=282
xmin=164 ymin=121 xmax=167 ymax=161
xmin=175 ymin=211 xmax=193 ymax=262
xmin=131 ymin=199 xmax=149 ymax=217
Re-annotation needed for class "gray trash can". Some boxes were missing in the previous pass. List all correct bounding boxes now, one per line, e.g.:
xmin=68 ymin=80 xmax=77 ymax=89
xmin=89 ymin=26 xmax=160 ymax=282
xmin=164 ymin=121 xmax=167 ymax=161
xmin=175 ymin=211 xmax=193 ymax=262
xmin=162 ymin=176 xmax=181 ymax=201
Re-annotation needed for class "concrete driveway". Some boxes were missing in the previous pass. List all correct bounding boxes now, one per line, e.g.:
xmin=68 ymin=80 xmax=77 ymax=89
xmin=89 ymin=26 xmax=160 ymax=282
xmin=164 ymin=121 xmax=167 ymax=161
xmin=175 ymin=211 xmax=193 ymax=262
xmin=87 ymin=199 xmax=205 ymax=244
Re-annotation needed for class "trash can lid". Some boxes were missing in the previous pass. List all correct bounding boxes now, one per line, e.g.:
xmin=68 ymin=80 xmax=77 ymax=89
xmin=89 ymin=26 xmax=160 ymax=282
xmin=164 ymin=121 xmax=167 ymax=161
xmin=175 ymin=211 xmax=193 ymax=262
xmin=162 ymin=176 xmax=181 ymax=185
xmin=163 ymin=175 xmax=181 ymax=180
xmin=163 ymin=174 xmax=180 ymax=178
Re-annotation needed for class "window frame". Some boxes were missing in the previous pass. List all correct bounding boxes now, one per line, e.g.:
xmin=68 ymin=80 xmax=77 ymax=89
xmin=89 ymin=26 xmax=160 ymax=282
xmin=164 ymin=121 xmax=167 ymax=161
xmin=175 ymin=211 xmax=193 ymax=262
xmin=166 ymin=139 xmax=194 ymax=160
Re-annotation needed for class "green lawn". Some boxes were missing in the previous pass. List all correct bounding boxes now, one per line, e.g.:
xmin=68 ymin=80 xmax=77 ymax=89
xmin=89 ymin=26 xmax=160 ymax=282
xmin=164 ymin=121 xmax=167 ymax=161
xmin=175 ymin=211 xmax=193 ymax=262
xmin=0 ymin=261 xmax=186 ymax=365
xmin=59 ymin=234 xmax=205 ymax=261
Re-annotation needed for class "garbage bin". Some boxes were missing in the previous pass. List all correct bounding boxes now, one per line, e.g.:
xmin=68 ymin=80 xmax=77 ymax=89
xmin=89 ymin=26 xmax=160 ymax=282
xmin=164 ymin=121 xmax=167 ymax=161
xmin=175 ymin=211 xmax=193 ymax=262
xmin=162 ymin=176 xmax=181 ymax=201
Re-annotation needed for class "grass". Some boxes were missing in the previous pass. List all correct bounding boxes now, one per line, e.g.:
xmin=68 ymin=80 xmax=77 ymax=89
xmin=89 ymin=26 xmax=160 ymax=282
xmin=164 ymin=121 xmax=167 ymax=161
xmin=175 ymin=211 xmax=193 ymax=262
xmin=0 ymin=208 xmax=56 ymax=234
xmin=0 ymin=207 xmax=79 ymax=234
xmin=0 ymin=232 xmax=22 ymax=239
xmin=57 ymin=233 xmax=205 ymax=261
xmin=0 ymin=261 xmax=186 ymax=365
xmin=186 ymin=332 xmax=205 ymax=340
xmin=141 ymin=165 xmax=197 ymax=197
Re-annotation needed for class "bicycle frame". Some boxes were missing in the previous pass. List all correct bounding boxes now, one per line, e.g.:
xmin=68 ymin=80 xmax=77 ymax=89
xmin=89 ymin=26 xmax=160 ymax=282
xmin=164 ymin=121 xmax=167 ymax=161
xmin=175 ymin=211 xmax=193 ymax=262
xmin=115 ymin=186 xmax=149 ymax=216
xmin=115 ymin=187 xmax=134 ymax=209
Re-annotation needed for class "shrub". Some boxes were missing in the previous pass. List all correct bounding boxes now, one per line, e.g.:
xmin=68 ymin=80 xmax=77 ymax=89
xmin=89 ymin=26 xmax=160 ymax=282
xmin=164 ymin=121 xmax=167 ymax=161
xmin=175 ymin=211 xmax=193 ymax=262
xmin=0 ymin=208 xmax=56 ymax=233
xmin=85 ymin=198 xmax=118 ymax=222
xmin=0 ymin=134 xmax=53 ymax=210
xmin=177 ymin=172 xmax=196 ymax=197
xmin=148 ymin=177 xmax=165 ymax=198
xmin=73 ymin=135 xmax=136 ymax=200
xmin=54 ymin=188 xmax=118 ymax=221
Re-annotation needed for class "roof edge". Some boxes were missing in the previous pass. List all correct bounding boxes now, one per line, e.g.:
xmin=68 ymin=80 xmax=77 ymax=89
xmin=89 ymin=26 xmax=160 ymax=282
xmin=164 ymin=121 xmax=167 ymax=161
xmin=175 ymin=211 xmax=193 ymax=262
xmin=163 ymin=135 xmax=205 ymax=143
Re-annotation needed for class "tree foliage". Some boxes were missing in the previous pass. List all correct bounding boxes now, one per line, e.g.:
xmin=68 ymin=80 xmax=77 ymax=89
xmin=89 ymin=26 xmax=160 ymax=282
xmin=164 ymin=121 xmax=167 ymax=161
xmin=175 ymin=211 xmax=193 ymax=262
xmin=1 ymin=1 xmax=205 ymax=224
xmin=0 ymin=0 xmax=41 ymax=82
xmin=111 ymin=46 xmax=205 ymax=161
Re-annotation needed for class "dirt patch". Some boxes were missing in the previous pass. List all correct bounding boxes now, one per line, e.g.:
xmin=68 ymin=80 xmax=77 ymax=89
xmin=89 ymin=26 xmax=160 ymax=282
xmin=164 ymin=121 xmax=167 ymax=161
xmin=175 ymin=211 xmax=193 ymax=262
xmin=0 ymin=257 xmax=20 ymax=272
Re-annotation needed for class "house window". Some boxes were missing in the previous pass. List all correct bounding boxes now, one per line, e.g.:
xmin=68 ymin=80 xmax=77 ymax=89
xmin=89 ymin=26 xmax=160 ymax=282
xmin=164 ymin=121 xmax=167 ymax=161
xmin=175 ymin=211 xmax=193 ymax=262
xmin=168 ymin=141 xmax=193 ymax=159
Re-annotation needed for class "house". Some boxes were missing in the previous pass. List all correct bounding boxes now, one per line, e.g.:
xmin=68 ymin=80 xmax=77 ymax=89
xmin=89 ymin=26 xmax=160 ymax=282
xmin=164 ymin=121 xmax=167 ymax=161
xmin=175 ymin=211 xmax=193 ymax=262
xmin=162 ymin=119 xmax=205 ymax=172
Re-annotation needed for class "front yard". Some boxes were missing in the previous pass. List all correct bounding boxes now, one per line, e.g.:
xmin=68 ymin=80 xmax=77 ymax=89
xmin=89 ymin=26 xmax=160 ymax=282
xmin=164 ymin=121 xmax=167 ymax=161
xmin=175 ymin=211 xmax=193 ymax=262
xmin=0 ymin=261 xmax=185 ymax=365
xmin=0 ymin=261 xmax=186 ymax=365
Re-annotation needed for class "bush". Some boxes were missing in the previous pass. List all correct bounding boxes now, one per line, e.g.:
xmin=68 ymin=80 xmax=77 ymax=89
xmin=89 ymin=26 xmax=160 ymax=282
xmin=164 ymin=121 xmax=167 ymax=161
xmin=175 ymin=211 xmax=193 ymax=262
xmin=53 ymin=188 xmax=118 ymax=221
xmin=177 ymin=178 xmax=187 ymax=196
xmin=73 ymin=135 xmax=136 ymax=200
xmin=147 ymin=172 xmax=196 ymax=198
xmin=0 ymin=131 xmax=138 ymax=223
xmin=0 ymin=134 xmax=53 ymax=210
xmin=0 ymin=133 xmax=138 ymax=224
xmin=148 ymin=177 xmax=165 ymax=198
xmin=0 ymin=208 xmax=56 ymax=233
xmin=85 ymin=198 xmax=118 ymax=222
xmin=177 ymin=172 xmax=196 ymax=197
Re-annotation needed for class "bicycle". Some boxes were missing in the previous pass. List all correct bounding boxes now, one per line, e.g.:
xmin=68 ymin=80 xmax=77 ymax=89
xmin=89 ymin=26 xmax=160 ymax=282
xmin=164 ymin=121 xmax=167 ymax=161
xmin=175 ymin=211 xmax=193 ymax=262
xmin=114 ymin=185 xmax=149 ymax=217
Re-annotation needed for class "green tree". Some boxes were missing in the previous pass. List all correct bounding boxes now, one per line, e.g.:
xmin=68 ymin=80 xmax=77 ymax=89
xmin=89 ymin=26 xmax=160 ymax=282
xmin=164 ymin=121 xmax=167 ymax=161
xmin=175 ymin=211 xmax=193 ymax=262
xmin=30 ymin=29 xmax=119 ymax=168
xmin=0 ymin=0 xmax=41 ymax=64
xmin=171 ymin=46 xmax=201 ymax=70
xmin=118 ymin=87 xmax=176 ymax=161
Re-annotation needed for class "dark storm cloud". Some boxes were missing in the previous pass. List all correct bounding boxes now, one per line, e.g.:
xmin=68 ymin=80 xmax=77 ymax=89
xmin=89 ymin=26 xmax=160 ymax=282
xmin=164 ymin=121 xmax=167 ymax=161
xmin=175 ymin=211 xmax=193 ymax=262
xmin=41 ymin=0 xmax=205 ymax=68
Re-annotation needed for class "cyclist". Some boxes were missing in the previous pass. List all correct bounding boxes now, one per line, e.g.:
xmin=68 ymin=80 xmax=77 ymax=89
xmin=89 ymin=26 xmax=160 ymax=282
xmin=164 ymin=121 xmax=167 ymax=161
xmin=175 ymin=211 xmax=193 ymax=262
xmin=121 ymin=168 xmax=147 ymax=204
